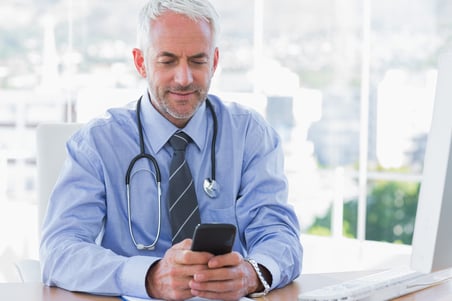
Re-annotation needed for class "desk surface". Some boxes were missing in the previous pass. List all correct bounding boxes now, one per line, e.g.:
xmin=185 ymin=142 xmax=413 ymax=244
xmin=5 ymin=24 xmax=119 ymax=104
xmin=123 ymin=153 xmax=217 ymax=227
xmin=1 ymin=271 xmax=452 ymax=301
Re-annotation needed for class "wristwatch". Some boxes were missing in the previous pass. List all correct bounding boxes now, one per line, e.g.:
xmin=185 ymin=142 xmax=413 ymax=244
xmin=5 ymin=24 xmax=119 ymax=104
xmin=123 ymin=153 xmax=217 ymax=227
xmin=245 ymin=258 xmax=271 ymax=297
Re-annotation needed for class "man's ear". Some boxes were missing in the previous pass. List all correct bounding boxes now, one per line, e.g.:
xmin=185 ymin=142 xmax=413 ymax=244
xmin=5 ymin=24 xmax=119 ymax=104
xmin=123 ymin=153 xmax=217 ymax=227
xmin=212 ymin=47 xmax=219 ymax=74
xmin=132 ymin=48 xmax=147 ymax=78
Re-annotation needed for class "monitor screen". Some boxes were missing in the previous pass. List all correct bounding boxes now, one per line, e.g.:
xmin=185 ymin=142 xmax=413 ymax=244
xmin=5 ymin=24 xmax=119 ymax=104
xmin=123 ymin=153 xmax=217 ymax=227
xmin=410 ymin=50 xmax=452 ymax=273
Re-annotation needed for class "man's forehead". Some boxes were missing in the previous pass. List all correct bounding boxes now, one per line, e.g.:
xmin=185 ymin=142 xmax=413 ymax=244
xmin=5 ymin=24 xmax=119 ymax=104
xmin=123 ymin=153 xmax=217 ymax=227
xmin=147 ymin=14 xmax=214 ymax=58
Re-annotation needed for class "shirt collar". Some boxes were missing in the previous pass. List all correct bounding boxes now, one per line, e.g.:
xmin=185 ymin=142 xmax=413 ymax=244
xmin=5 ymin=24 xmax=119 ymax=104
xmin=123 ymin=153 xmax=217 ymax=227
xmin=140 ymin=91 xmax=207 ymax=153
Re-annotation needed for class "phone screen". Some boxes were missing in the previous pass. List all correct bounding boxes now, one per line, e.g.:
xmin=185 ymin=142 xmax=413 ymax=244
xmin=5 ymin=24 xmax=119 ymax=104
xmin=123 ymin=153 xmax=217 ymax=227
xmin=191 ymin=223 xmax=236 ymax=255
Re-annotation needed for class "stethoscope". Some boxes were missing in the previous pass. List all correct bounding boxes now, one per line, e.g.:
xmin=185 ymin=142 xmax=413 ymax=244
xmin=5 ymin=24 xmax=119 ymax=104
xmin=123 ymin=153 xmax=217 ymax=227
xmin=125 ymin=96 xmax=219 ymax=250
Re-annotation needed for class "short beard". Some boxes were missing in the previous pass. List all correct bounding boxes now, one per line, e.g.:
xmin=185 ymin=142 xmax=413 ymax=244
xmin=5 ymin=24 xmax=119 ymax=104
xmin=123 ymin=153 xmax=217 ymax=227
xmin=148 ymin=83 xmax=207 ymax=121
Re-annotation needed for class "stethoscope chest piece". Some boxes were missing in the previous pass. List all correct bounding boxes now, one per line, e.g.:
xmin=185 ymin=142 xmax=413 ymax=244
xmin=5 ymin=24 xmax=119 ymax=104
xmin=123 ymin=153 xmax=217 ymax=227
xmin=203 ymin=178 xmax=220 ymax=198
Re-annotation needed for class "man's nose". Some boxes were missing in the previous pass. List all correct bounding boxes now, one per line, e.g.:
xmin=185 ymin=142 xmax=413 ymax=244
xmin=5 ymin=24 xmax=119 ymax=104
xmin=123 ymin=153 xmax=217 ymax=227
xmin=174 ymin=62 xmax=193 ymax=86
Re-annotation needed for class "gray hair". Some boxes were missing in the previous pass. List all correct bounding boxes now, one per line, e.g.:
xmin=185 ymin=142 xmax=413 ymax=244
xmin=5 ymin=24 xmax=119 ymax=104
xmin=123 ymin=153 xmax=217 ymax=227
xmin=136 ymin=0 xmax=220 ymax=51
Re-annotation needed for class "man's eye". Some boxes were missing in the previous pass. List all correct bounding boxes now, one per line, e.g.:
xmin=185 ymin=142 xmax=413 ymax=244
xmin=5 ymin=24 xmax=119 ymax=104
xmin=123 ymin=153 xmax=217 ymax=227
xmin=192 ymin=60 xmax=207 ymax=65
xmin=159 ymin=60 xmax=174 ymax=65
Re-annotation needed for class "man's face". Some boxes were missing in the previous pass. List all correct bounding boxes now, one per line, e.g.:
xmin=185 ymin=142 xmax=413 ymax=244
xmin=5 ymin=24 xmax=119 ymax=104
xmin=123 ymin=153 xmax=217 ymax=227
xmin=133 ymin=12 xmax=219 ymax=128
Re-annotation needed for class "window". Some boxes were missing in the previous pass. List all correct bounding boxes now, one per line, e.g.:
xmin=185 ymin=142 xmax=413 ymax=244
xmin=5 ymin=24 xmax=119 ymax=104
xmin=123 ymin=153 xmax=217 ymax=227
xmin=1 ymin=0 xmax=451 ymax=281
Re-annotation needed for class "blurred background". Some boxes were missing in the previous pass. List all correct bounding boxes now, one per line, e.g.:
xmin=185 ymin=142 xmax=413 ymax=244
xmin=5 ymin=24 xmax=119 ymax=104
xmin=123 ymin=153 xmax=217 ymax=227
xmin=1 ymin=0 xmax=451 ymax=281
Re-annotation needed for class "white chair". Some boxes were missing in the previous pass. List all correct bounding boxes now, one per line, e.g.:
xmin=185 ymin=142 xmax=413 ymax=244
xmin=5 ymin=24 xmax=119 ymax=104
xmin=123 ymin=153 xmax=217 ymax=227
xmin=15 ymin=123 xmax=83 ymax=282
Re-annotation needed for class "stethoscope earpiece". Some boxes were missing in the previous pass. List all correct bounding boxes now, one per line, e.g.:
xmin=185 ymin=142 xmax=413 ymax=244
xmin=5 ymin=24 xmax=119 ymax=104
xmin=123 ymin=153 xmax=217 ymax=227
xmin=203 ymin=178 xmax=220 ymax=198
xmin=137 ymin=243 xmax=155 ymax=251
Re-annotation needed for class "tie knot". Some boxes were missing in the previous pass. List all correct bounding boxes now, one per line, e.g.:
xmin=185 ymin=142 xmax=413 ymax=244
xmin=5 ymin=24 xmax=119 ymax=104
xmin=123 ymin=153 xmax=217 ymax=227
xmin=169 ymin=131 xmax=191 ymax=151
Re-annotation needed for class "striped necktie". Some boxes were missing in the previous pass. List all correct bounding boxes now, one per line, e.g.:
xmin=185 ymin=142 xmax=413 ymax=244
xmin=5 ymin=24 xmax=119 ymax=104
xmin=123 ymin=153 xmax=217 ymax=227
xmin=167 ymin=131 xmax=201 ymax=244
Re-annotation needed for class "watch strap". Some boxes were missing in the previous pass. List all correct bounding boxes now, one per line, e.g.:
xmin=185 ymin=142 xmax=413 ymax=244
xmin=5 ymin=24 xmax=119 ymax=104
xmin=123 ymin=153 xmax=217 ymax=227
xmin=245 ymin=258 xmax=271 ymax=297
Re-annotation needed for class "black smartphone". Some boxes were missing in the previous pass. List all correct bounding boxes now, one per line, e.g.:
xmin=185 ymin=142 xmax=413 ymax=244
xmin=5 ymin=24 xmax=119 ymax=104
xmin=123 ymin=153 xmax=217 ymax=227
xmin=191 ymin=223 xmax=236 ymax=255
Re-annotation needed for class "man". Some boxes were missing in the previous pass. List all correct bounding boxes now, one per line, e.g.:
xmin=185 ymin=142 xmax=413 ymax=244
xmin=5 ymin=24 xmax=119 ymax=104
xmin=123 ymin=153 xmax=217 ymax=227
xmin=40 ymin=0 xmax=302 ymax=300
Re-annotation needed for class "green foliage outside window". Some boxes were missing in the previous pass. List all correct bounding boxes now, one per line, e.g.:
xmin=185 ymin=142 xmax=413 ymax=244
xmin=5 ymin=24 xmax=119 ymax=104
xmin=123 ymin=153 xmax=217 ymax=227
xmin=307 ymin=181 xmax=420 ymax=245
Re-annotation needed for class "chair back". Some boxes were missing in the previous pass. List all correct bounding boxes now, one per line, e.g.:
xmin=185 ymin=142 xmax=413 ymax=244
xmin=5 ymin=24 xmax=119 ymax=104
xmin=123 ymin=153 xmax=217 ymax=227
xmin=36 ymin=123 xmax=83 ymax=232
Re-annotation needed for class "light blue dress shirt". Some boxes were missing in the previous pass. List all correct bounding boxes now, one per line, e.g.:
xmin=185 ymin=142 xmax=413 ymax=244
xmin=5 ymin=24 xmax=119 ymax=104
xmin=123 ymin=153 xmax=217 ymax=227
xmin=40 ymin=92 xmax=302 ymax=298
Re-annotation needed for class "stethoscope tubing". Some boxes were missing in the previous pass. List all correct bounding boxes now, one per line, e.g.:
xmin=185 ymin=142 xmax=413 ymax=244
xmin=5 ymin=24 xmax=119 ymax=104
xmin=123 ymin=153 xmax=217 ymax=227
xmin=125 ymin=96 xmax=218 ymax=250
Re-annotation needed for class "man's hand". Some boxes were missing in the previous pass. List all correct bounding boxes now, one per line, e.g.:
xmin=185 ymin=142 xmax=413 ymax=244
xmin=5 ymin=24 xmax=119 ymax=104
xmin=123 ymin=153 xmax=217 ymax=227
xmin=189 ymin=252 xmax=262 ymax=301
xmin=145 ymin=239 xmax=214 ymax=301
xmin=145 ymin=239 xmax=266 ymax=301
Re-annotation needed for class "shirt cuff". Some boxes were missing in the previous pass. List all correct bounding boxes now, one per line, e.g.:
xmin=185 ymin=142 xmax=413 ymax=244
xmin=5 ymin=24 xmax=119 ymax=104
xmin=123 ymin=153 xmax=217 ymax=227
xmin=250 ymin=253 xmax=281 ymax=290
xmin=119 ymin=255 xmax=159 ymax=298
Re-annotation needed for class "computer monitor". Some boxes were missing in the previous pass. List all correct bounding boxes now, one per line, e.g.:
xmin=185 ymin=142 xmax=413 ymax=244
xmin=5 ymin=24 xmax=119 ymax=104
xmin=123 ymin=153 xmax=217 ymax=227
xmin=410 ymin=49 xmax=452 ymax=273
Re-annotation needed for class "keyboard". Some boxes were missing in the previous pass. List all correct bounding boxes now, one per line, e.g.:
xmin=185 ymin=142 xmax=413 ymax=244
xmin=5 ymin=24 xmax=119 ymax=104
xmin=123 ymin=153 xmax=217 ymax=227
xmin=298 ymin=267 xmax=452 ymax=301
